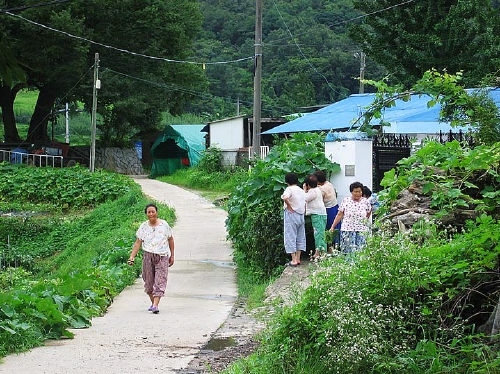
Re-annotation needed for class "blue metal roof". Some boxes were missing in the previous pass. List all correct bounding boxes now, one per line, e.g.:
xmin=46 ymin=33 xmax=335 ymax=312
xmin=263 ymin=88 xmax=500 ymax=135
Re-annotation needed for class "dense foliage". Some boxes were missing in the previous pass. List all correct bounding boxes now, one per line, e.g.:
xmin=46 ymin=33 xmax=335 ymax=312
xmin=226 ymin=132 xmax=340 ymax=279
xmin=350 ymin=0 xmax=500 ymax=88
xmin=224 ymin=139 xmax=500 ymax=374
xmin=380 ymin=141 xmax=500 ymax=220
xmin=0 ymin=0 xmax=205 ymax=144
xmin=0 ymin=164 xmax=137 ymax=210
xmin=0 ymin=166 xmax=174 ymax=357
xmin=192 ymin=0 xmax=384 ymax=119
xmin=5 ymin=1 xmax=500 ymax=145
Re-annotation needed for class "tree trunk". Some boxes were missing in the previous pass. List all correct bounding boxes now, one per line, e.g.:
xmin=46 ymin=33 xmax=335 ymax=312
xmin=27 ymin=89 xmax=55 ymax=143
xmin=0 ymin=84 xmax=22 ymax=143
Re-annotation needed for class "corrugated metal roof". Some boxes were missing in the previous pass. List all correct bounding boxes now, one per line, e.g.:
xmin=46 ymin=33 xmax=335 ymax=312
xmin=263 ymin=88 xmax=500 ymax=135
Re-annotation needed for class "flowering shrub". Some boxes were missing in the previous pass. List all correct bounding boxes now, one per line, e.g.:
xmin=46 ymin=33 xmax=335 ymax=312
xmin=250 ymin=214 xmax=500 ymax=373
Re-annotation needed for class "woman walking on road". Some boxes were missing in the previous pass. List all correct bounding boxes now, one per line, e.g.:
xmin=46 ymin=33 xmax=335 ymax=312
xmin=128 ymin=203 xmax=175 ymax=314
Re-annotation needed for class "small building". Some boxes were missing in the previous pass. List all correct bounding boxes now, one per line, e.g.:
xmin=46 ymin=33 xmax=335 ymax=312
xmin=204 ymin=116 xmax=286 ymax=166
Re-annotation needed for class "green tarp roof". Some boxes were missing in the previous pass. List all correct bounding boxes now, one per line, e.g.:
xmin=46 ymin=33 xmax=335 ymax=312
xmin=150 ymin=124 xmax=206 ymax=177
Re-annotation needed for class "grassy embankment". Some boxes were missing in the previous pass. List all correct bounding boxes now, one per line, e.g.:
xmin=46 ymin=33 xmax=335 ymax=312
xmin=0 ymin=164 xmax=174 ymax=358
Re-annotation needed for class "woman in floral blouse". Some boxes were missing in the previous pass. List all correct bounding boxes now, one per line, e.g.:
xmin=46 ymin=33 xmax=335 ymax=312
xmin=329 ymin=181 xmax=371 ymax=259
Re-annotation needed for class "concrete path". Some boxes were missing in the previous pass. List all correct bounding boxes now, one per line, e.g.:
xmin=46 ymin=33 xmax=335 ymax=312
xmin=0 ymin=178 xmax=237 ymax=374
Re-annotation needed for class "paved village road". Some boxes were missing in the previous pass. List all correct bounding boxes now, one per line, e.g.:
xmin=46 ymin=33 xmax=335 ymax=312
xmin=0 ymin=177 xmax=237 ymax=374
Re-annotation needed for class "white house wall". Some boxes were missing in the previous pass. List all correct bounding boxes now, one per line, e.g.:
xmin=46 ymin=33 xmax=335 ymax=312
xmin=325 ymin=140 xmax=373 ymax=203
xmin=209 ymin=117 xmax=245 ymax=150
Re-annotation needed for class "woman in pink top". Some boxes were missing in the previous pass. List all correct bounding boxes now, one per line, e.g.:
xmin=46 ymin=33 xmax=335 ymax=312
xmin=329 ymin=181 xmax=371 ymax=260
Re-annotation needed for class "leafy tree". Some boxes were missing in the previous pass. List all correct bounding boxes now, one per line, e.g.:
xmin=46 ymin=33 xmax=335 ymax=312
xmin=0 ymin=0 xmax=206 ymax=145
xmin=349 ymin=0 xmax=500 ymax=87
xmin=79 ymin=0 xmax=207 ymax=146
xmin=0 ymin=1 xmax=89 ymax=142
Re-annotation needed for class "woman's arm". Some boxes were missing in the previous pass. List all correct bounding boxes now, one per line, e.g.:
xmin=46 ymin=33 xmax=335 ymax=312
xmin=168 ymin=235 xmax=175 ymax=267
xmin=128 ymin=238 xmax=142 ymax=265
xmin=329 ymin=211 xmax=344 ymax=231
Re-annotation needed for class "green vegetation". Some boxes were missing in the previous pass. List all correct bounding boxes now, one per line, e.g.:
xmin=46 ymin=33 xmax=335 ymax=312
xmin=217 ymin=73 xmax=500 ymax=373
xmin=12 ymin=89 xmax=36 ymax=118
xmin=350 ymin=0 xmax=500 ymax=87
xmin=158 ymin=147 xmax=248 ymax=200
xmin=0 ymin=90 xmax=92 ymax=145
xmin=4 ymin=1 xmax=500 ymax=144
xmin=220 ymin=138 xmax=500 ymax=373
xmin=0 ymin=165 xmax=174 ymax=357
xmin=227 ymin=217 xmax=500 ymax=373
xmin=0 ymin=164 xmax=135 ymax=210
xmin=2 ymin=0 xmax=205 ymax=145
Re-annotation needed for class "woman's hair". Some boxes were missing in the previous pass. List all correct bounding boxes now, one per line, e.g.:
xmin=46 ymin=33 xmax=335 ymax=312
xmin=362 ymin=186 xmax=372 ymax=198
xmin=305 ymin=174 xmax=318 ymax=188
xmin=145 ymin=203 xmax=158 ymax=214
xmin=285 ymin=172 xmax=299 ymax=185
xmin=313 ymin=170 xmax=327 ymax=183
xmin=349 ymin=181 xmax=364 ymax=192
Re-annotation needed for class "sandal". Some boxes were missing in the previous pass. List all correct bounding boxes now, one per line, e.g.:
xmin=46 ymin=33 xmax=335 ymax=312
xmin=285 ymin=261 xmax=298 ymax=267
xmin=151 ymin=306 xmax=159 ymax=314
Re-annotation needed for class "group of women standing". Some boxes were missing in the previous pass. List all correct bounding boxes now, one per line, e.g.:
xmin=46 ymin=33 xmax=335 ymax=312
xmin=281 ymin=171 xmax=372 ymax=265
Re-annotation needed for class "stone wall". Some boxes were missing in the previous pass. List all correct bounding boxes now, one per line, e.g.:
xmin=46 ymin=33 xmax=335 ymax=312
xmin=95 ymin=147 xmax=144 ymax=175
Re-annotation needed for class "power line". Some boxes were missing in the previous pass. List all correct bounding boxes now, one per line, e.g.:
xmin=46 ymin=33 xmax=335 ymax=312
xmin=3 ymin=11 xmax=254 ymax=66
xmin=271 ymin=0 xmax=341 ymax=96
xmin=325 ymin=0 xmax=418 ymax=28
xmin=102 ymin=67 xmax=291 ymax=116
xmin=262 ymin=0 xmax=417 ymax=46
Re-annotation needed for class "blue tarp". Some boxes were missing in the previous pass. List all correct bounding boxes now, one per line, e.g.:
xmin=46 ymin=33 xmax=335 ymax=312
xmin=263 ymin=88 xmax=500 ymax=135
xmin=10 ymin=148 xmax=28 ymax=163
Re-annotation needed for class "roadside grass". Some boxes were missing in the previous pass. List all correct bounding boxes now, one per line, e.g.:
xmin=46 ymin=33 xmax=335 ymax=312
xmin=223 ymin=347 xmax=330 ymax=374
xmin=14 ymin=89 xmax=37 ymax=113
xmin=158 ymin=167 xmax=247 ymax=195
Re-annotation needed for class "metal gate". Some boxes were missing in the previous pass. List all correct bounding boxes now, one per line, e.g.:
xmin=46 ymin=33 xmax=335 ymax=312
xmin=372 ymin=134 xmax=411 ymax=192
xmin=372 ymin=130 xmax=473 ymax=192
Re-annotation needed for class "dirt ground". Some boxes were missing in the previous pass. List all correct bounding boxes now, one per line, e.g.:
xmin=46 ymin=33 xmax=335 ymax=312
xmin=176 ymin=261 xmax=312 ymax=373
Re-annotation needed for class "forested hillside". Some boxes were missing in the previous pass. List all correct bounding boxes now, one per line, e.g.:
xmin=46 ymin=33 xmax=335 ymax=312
xmin=2 ymin=0 xmax=499 ymax=145
xmin=189 ymin=0 xmax=387 ymax=119
xmin=189 ymin=0 xmax=500 ymax=120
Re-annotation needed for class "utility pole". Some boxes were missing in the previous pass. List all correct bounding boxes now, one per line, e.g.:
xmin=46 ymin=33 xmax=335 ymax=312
xmin=357 ymin=51 xmax=366 ymax=94
xmin=90 ymin=53 xmax=100 ymax=173
xmin=65 ymin=102 xmax=69 ymax=144
xmin=252 ymin=0 xmax=262 ymax=159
